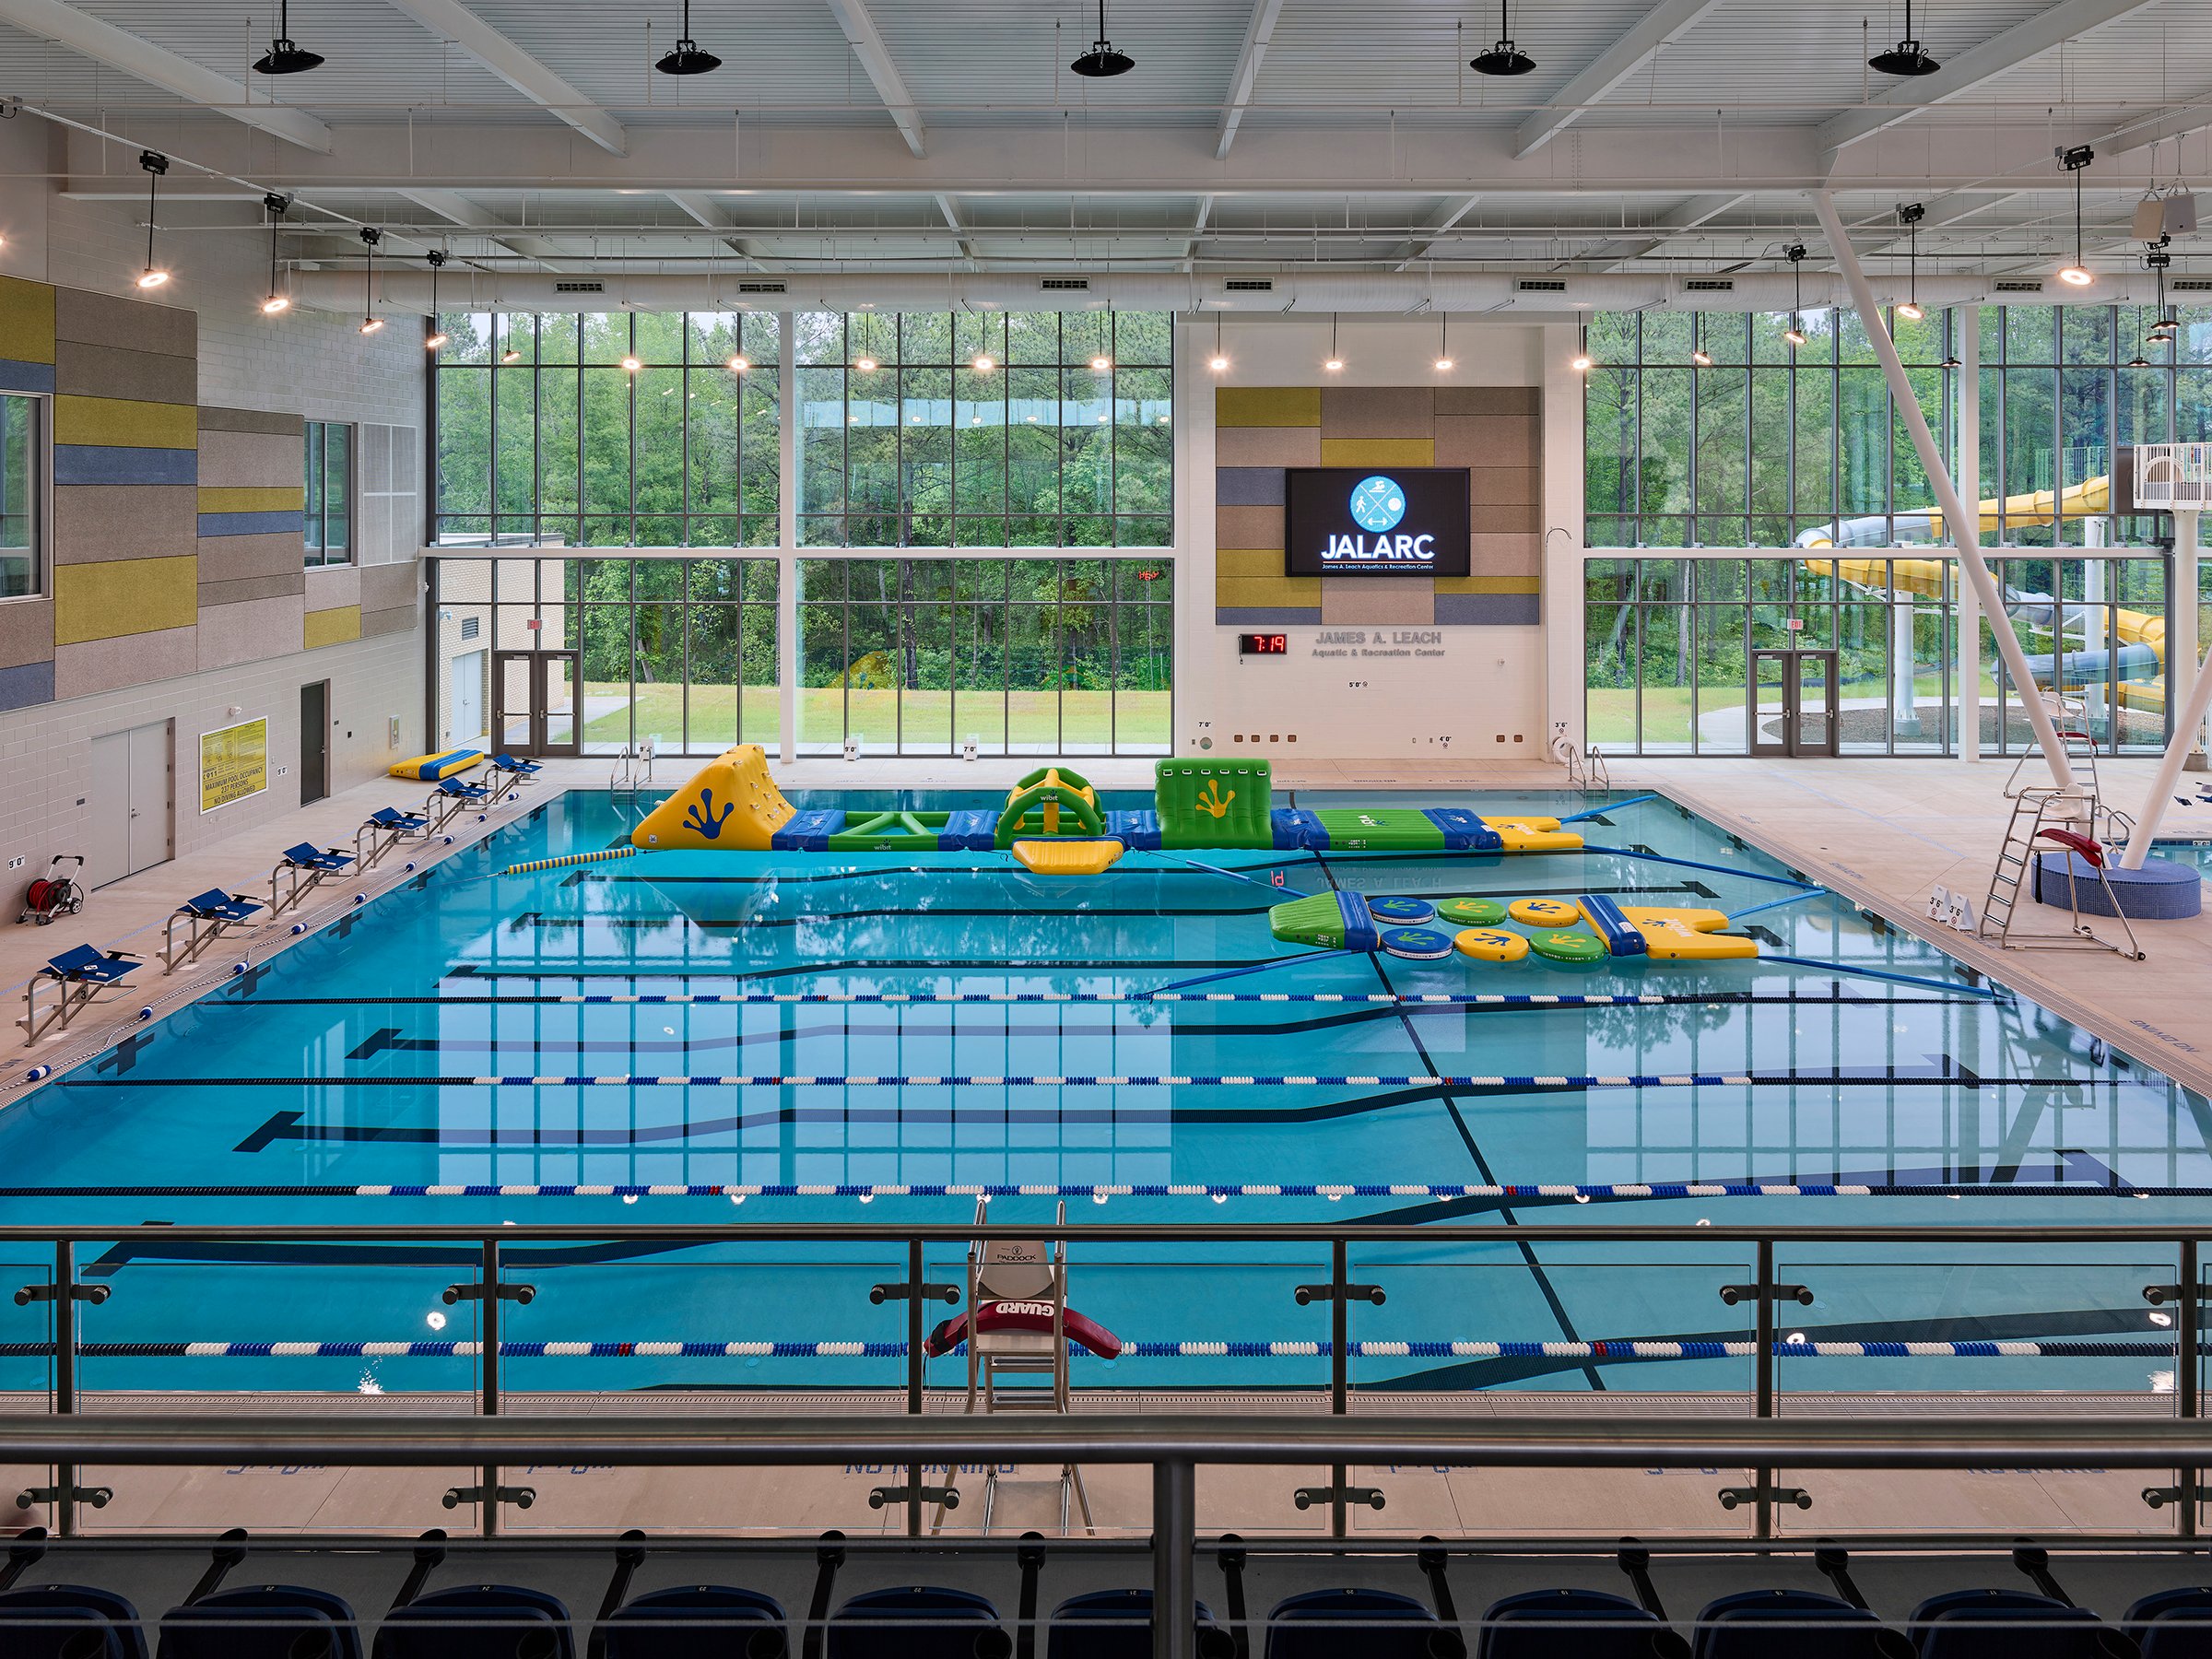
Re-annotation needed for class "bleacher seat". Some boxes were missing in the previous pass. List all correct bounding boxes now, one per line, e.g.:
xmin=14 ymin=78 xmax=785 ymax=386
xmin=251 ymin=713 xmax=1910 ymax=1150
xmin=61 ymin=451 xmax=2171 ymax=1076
xmin=598 ymin=1585 xmax=785 ymax=1659
xmin=1043 ymin=1589 xmax=1232 ymax=1659
xmin=371 ymin=1585 xmax=572 ymax=1659
xmin=825 ymin=1587 xmax=1009 ymax=1659
xmin=1478 ymin=1587 xmax=1667 ymax=1658
xmin=1909 ymin=1588 xmax=2115 ymax=1658
xmin=1691 ymin=1588 xmax=1898 ymax=1657
xmin=158 ymin=1583 xmax=361 ymax=1659
xmin=1265 ymin=1587 xmax=1461 ymax=1659
xmin=0 ymin=1584 xmax=149 ymax=1659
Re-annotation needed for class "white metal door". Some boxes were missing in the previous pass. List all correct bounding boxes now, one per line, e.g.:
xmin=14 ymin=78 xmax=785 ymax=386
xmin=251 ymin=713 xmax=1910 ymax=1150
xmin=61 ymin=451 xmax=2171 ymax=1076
xmin=88 ymin=731 xmax=130 ymax=889
xmin=124 ymin=722 xmax=171 ymax=876
xmin=450 ymin=650 xmax=486 ymax=747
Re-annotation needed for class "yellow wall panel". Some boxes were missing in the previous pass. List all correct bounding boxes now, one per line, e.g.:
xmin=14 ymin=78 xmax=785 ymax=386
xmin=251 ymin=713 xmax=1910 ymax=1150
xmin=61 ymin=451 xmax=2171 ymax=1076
xmin=1215 ymin=574 xmax=1322 ymax=608
xmin=1433 ymin=575 xmax=1542 ymax=594
xmin=54 ymin=394 xmax=197 ymax=451
xmin=1216 ymin=386 xmax=1322 ymax=429
xmin=53 ymin=556 xmax=197 ymax=644
xmin=1317 ymin=438 xmax=1435 ymax=468
xmin=197 ymin=486 xmax=306 ymax=514
xmin=304 ymin=605 xmax=363 ymax=650
xmin=1216 ymin=548 xmax=1289 ymax=579
xmin=0 ymin=275 xmax=56 ymax=366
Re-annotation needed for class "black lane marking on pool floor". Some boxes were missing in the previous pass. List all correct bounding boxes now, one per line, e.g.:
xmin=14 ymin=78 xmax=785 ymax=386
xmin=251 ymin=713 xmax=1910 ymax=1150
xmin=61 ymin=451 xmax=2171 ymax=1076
xmin=441 ymin=958 xmax=1295 ymax=982
xmin=1384 ymin=1301 xmax=2159 ymax=1391
xmin=223 ymin=991 xmax=1983 ymax=1009
xmin=512 ymin=903 xmax=1281 ymax=928
xmin=1311 ymin=846 xmax=1606 ymax=1390
xmin=226 ymin=1081 xmax=1551 ymax=1151
xmin=336 ymin=993 xmax=1964 ymax=1061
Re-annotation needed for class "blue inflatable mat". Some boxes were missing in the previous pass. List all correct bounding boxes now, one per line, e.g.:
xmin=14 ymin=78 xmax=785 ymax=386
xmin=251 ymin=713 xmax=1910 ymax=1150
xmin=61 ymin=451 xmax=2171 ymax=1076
xmin=1271 ymin=807 xmax=1324 ymax=851
xmin=1368 ymin=896 xmax=1438 ymax=924
xmin=1423 ymin=808 xmax=1505 ymax=852
xmin=1335 ymin=890 xmax=1381 ymax=952
xmin=1105 ymin=809 xmax=1163 ymax=851
xmin=1578 ymin=892 xmax=1648 ymax=957
xmin=938 ymin=809 xmax=999 ymax=851
xmin=770 ymin=810 xmax=844 ymax=853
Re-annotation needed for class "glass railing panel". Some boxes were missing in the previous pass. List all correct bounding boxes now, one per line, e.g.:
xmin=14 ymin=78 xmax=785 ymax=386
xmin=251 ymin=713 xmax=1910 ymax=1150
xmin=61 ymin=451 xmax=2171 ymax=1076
xmin=1772 ymin=1249 xmax=2177 ymax=1535
xmin=1347 ymin=1246 xmax=1757 ymax=1535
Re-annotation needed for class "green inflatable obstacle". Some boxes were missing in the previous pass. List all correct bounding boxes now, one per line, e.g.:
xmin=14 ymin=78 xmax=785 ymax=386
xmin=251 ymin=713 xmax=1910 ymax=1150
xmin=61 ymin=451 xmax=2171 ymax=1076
xmin=1311 ymin=807 xmax=1443 ymax=852
xmin=829 ymin=809 xmax=950 ymax=853
xmin=1157 ymin=759 xmax=1273 ymax=850
xmin=994 ymin=766 xmax=1105 ymax=849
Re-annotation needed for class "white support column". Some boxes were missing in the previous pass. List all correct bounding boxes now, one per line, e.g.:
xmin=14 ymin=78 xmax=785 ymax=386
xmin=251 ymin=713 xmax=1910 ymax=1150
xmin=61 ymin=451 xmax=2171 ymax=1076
xmin=2122 ymin=508 xmax=2212 ymax=865
xmin=777 ymin=312 xmax=799 ymax=765
xmin=2177 ymin=508 xmax=2204 ymax=771
xmin=1956 ymin=305 xmax=1980 ymax=760
xmin=1811 ymin=191 xmax=2076 ymax=792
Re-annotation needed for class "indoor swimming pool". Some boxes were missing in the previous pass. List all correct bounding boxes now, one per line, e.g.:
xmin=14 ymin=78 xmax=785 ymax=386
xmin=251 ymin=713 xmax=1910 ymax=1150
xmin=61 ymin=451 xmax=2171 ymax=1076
xmin=0 ymin=786 xmax=2205 ymax=1402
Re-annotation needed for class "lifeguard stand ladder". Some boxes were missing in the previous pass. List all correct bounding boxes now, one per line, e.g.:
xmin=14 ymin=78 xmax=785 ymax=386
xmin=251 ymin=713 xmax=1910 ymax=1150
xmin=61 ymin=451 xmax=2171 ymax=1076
xmin=1979 ymin=786 xmax=2144 ymax=958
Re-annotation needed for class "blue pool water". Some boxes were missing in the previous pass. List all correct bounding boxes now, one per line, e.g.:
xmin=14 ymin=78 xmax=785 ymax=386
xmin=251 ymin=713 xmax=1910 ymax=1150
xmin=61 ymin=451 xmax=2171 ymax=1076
xmin=1 ymin=786 xmax=2205 ymax=1401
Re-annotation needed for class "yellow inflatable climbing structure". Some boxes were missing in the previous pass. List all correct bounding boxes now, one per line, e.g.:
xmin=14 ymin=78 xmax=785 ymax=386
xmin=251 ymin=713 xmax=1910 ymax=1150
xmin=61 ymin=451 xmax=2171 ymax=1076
xmin=630 ymin=744 xmax=797 ymax=851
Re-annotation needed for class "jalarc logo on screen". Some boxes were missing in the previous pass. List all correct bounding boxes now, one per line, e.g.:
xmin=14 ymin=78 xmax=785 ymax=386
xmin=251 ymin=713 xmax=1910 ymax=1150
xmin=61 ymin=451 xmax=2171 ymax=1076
xmin=1327 ymin=473 xmax=1434 ymax=564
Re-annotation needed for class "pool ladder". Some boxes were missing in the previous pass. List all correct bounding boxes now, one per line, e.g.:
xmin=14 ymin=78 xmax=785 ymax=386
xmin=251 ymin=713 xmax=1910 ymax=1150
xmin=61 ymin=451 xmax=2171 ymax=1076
xmin=1978 ymin=785 xmax=2144 ymax=958
xmin=608 ymin=738 xmax=656 ymax=798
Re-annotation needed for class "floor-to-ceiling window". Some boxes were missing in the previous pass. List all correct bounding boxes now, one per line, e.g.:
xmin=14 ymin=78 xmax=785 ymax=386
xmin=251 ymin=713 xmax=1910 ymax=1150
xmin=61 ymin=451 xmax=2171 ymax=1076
xmin=795 ymin=556 xmax=1171 ymax=756
xmin=431 ymin=311 xmax=782 ymax=547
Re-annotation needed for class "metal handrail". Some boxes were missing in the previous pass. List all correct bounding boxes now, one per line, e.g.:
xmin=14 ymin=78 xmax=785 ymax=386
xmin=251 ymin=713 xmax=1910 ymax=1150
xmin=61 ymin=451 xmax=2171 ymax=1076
xmin=12 ymin=1411 xmax=2212 ymax=1469
xmin=0 ymin=1219 xmax=2199 ymax=1243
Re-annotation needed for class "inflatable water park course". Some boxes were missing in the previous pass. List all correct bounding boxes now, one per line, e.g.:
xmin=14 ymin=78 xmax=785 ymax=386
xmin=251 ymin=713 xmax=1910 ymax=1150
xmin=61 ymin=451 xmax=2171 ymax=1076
xmin=1267 ymin=889 xmax=1760 ymax=966
xmin=630 ymin=746 xmax=1589 ymax=862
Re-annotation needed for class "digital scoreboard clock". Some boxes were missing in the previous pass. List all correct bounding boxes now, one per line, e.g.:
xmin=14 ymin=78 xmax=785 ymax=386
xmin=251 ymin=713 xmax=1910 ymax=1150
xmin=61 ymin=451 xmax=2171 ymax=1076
xmin=1238 ymin=632 xmax=1288 ymax=656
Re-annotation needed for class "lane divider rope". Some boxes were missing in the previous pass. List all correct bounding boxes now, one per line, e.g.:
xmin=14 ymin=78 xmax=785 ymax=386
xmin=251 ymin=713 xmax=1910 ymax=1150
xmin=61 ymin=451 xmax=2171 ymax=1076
xmin=0 ymin=1338 xmax=2189 ymax=1360
xmin=3 ymin=1180 xmax=2190 ymax=1201
xmin=81 ymin=1071 xmax=2137 ymax=1089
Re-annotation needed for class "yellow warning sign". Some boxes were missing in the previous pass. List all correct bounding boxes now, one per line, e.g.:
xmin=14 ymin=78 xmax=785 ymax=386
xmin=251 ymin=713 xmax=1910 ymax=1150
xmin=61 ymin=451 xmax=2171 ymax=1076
xmin=199 ymin=716 xmax=268 ymax=814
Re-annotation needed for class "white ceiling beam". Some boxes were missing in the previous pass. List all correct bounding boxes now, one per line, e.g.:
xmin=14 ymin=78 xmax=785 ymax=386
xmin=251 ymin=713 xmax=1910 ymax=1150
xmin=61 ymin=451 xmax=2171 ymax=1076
xmin=665 ymin=187 xmax=777 ymax=268
xmin=0 ymin=0 xmax=332 ymax=153
xmin=1590 ymin=190 xmax=1749 ymax=268
xmin=1392 ymin=194 xmax=1483 ymax=270
xmin=397 ymin=187 xmax=485 ymax=225
xmin=395 ymin=185 xmax=571 ymax=271
xmin=381 ymin=0 xmax=627 ymax=155
xmin=933 ymin=193 xmax=976 ymax=262
xmin=821 ymin=0 xmax=927 ymax=159
xmin=1215 ymin=0 xmax=1287 ymax=160
xmin=1513 ymin=0 xmax=1727 ymax=159
xmin=1816 ymin=0 xmax=2163 ymax=163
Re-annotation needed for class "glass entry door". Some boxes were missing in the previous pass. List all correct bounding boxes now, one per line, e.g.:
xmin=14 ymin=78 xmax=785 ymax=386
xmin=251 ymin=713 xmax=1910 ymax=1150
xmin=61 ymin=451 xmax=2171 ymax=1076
xmin=1750 ymin=649 xmax=1840 ymax=758
xmin=492 ymin=650 xmax=582 ymax=758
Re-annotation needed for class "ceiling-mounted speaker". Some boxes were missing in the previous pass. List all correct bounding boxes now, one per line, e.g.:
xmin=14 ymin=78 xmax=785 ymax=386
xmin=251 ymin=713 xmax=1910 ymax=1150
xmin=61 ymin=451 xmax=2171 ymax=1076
xmin=2136 ymin=194 xmax=2199 ymax=240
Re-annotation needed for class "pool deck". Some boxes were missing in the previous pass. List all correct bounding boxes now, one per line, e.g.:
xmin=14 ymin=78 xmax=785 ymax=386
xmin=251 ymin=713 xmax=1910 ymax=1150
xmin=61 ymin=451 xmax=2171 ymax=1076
xmin=2 ymin=749 xmax=2207 ymax=1101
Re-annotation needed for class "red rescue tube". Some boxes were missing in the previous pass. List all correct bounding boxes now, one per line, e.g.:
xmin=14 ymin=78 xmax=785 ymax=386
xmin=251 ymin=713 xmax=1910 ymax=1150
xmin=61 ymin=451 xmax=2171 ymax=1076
xmin=924 ymin=1300 xmax=1124 ymax=1359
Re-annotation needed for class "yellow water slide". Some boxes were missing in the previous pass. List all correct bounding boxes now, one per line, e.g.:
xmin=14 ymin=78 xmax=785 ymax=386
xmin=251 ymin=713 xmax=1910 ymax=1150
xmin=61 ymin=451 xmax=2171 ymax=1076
xmin=1799 ymin=475 xmax=2168 ymax=711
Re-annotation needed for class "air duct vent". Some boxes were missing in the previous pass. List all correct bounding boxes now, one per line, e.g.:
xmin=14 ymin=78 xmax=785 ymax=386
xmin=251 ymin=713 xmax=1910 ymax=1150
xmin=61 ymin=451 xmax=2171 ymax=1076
xmin=1516 ymin=278 xmax=1569 ymax=292
xmin=1222 ymin=278 xmax=1274 ymax=291
xmin=737 ymin=280 xmax=786 ymax=293
xmin=1683 ymin=278 xmax=1735 ymax=292
xmin=2173 ymin=278 xmax=2212 ymax=292
xmin=1041 ymin=277 xmax=1091 ymax=290
xmin=554 ymin=280 xmax=605 ymax=293
xmin=1993 ymin=278 xmax=2044 ymax=293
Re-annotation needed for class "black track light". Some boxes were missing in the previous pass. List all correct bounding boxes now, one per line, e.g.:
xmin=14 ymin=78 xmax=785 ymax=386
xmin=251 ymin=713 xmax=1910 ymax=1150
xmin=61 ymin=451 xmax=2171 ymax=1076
xmin=358 ymin=227 xmax=384 ymax=335
xmin=1783 ymin=243 xmax=1807 ymax=348
xmin=1070 ymin=0 xmax=1134 ymax=76
xmin=655 ymin=0 xmax=722 ymax=74
xmin=254 ymin=0 xmax=324 ymax=75
xmin=1895 ymin=202 xmax=1925 ymax=320
xmin=1869 ymin=0 xmax=1938 ymax=76
xmin=424 ymin=251 xmax=450 ymax=351
xmin=2057 ymin=145 xmax=2095 ymax=287
xmin=261 ymin=193 xmax=290 ymax=314
xmin=137 ymin=151 xmax=170 ymax=289
xmin=1470 ymin=0 xmax=1535 ymax=76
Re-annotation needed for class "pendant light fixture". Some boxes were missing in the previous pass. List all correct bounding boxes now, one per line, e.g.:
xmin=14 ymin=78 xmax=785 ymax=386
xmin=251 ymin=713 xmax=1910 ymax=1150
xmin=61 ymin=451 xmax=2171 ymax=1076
xmin=1691 ymin=344 xmax=1712 ymax=367
xmin=1324 ymin=312 xmax=1344 ymax=373
xmin=1207 ymin=312 xmax=1229 ymax=373
xmin=2057 ymin=146 xmax=2095 ymax=286
xmin=136 ymin=151 xmax=171 ymax=288
xmin=2145 ymin=241 xmax=2176 ymax=348
xmin=621 ymin=351 xmax=643 ymax=372
xmin=1895 ymin=202 xmax=1925 ymax=320
xmin=1868 ymin=0 xmax=1939 ymax=76
xmin=1783 ymin=244 xmax=1808 ymax=348
xmin=853 ymin=312 xmax=878 ymax=374
xmin=1569 ymin=324 xmax=1594 ymax=373
xmin=357 ymin=228 xmax=383 ymax=334
xmin=1434 ymin=311 xmax=1453 ymax=373
xmin=654 ymin=0 xmax=722 ymax=75
xmin=423 ymin=251 xmax=450 ymax=350
xmin=1470 ymin=0 xmax=1535 ymax=76
xmin=253 ymin=0 xmax=325 ymax=75
xmin=260 ymin=193 xmax=290 ymax=313
xmin=1070 ymin=0 xmax=1134 ymax=77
